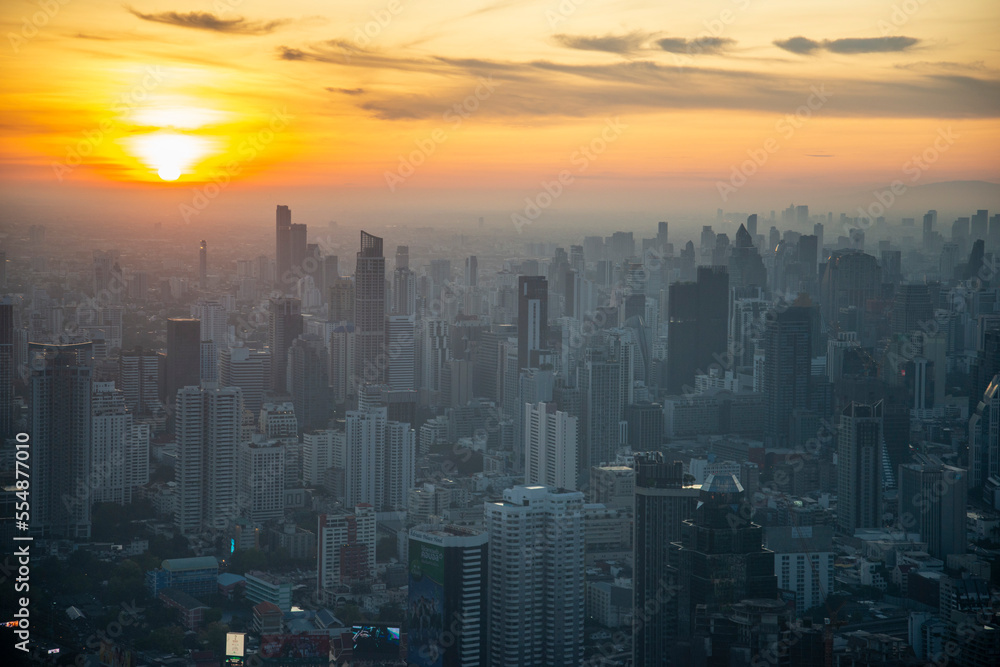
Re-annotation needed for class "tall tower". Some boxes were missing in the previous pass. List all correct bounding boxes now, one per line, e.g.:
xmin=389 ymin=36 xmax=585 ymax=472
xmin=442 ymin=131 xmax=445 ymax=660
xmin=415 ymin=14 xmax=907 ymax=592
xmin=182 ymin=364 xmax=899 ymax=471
xmin=581 ymin=348 xmax=622 ymax=470
xmin=164 ymin=318 xmax=200 ymax=409
xmin=408 ymin=525 xmax=488 ymax=667
xmin=354 ymin=231 xmax=386 ymax=389
xmin=898 ymin=463 xmax=967 ymax=559
xmin=764 ymin=304 xmax=812 ymax=447
xmin=836 ymin=401 xmax=884 ymax=533
xmin=633 ymin=453 xmax=699 ymax=667
xmin=29 ymin=343 xmax=93 ymax=538
xmin=517 ymin=275 xmax=548 ymax=371
xmin=91 ymin=381 xmax=149 ymax=505
xmin=275 ymin=204 xmax=292 ymax=288
xmin=386 ymin=315 xmax=416 ymax=391
xmin=465 ymin=255 xmax=479 ymax=288
xmin=199 ymin=239 xmax=207 ymax=289
xmin=174 ymin=384 xmax=243 ymax=533
xmin=485 ymin=486 xmax=585 ymax=667
xmin=524 ymin=401 xmax=578 ymax=490
xmin=287 ymin=334 xmax=330 ymax=432
xmin=666 ymin=266 xmax=728 ymax=394
xmin=267 ymin=298 xmax=303 ymax=393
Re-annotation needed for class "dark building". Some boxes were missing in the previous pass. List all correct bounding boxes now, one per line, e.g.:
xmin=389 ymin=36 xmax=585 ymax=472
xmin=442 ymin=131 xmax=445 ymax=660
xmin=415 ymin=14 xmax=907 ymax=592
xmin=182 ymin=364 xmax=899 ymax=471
xmin=267 ymin=298 xmax=303 ymax=393
xmin=891 ymin=283 xmax=933 ymax=337
xmin=764 ymin=303 xmax=812 ymax=447
xmin=274 ymin=204 xmax=307 ymax=290
xmin=820 ymin=250 xmax=881 ymax=338
xmin=898 ymin=463 xmax=967 ymax=560
xmin=164 ymin=318 xmax=201 ymax=407
xmin=517 ymin=275 xmax=548 ymax=371
xmin=408 ymin=525 xmax=488 ymax=667
xmin=727 ymin=224 xmax=767 ymax=291
xmin=666 ymin=266 xmax=728 ymax=394
xmin=676 ymin=474 xmax=776 ymax=640
xmin=625 ymin=402 xmax=663 ymax=450
xmin=354 ymin=231 xmax=386 ymax=389
xmin=288 ymin=334 xmax=331 ymax=432
xmin=836 ymin=401 xmax=883 ymax=533
xmin=0 ymin=302 xmax=13 ymax=439
xmin=633 ymin=453 xmax=699 ymax=667
xmin=29 ymin=343 xmax=93 ymax=538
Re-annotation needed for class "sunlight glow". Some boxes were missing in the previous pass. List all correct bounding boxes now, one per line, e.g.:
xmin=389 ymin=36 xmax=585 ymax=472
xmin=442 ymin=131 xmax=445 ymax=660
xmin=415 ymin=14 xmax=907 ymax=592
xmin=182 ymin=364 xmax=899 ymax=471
xmin=126 ymin=132 xmax=217 ymax=182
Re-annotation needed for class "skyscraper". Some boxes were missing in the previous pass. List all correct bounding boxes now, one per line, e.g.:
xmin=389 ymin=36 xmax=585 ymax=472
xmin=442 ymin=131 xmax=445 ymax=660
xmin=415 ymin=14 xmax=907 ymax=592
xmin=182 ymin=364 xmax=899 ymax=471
xmin=581 ymin=347 xmax=622 ymax=470
xmin=836 ymin=401 xmax=884 ymax=533
xmin=633 ymin=453 xmax=699 ymax=667
xmin=164 ymin=318 xmax=200 ymax=409
xmin=485 ymin=486 xmax=585 ymax=667
xmin=517 ymin=275 xmax=548 ymax=371
xmin=344 ymin=406 xmax=414 ymax=511
xmin=199 ymin=239 xmax=207 ymax=289
xmin=91 ymin=381 xmax=149 ymax=505
xmin=119 ymin=347 xmax=162 ymax=416
xmin=174 ymin=384 xmax=243 ymax=533
xmin=408 ymin=525 xmax=488 ymax=667
xmin=386 ymin=314 xmax=416 ymax=391
xmin=354 ymin=231 xmax=386 ymax=389
xmin=267 ymin=297 xmax=302 ymax=393
xmin=30 ymin=342 xmax=93 ymax=538
xmin=898 ymin=463 xmax=967 ymax=560
xmin=465 ymin=255 xmax=478 ymax=288
xmin=287 ymin=334 xmax=330 ymax=432
xmin=677 ymin=474 xmax=776 ymax=639
xmin=0 ymin=301 xmax=14 ymax=439
xmin=524 ymin=401 xmax=578 ymax=490
xmin=275 ymin=204 xmax=308 ymax=291
xmin=317 ymin=505 xmax=376 ymax=603
xmin=820 ymin=250 xmax=881 ymax=338
xmin=764 ymin=303 xmax=812 ymax=447
xmin=728 ymin=223 xmax=768 ymax=291
xmin=666 ymin=266 xmax=729 ymax=394
xmin=219 ymin=346 xmax=269 ymax=415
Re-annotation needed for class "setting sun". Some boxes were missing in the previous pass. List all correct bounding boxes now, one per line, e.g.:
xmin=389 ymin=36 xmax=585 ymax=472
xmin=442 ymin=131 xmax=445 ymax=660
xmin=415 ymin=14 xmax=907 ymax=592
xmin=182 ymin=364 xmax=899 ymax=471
xmin=126 ymin=132 xmax=217 ymax=183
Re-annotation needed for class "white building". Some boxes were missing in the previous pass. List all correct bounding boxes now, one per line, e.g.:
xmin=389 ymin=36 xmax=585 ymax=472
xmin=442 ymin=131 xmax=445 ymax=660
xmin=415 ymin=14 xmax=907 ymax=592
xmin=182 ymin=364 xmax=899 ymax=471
xmin=524 ymin=401 xmax=578 ymax=490
xmin=302 ymin=429 xmax=343 ymax=487
xmin=765 ymin=525 xmax=835 ymax=613
xmin=317 ymin=505 xmax=376 ymax=603
xmin=91 ymin=382 xmax=149 ymax=505
xmin=485 ymin=486 xmax=585 ymax=667
xmin=219 ymin=346 xmax=269 ymax=415
xmin=191 ymin=299 xmax=229 ymax=346
xmin=344 ymin=406 xmax=414 ymax=511
xmin=386 ymin=314 xmax=416 ymax=391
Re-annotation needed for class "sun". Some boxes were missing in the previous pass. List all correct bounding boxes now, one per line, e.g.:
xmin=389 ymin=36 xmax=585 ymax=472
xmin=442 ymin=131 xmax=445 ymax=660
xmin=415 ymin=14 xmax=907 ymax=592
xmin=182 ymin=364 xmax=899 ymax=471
xmin=157 ymin=166 xmax=181 ymax=181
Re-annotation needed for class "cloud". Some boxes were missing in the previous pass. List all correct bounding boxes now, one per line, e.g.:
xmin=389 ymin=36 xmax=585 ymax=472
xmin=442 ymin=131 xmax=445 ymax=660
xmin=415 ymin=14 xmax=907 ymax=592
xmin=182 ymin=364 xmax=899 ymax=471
xmin=275 ymin=43 xmax=1000 ymax=120
xmin=773 ymin=37 xmax=821 ymax=55
xmin=555 ymin=31 xmax=651 ymax=55
xmin=127 ymin=8 xmax=290 ymax=35
xmin=326 ymin=87 xmax=365 ymax=95
xmin=656 ymin=36 xmax=736 ymax=55
xmin=774 ymin=36 xmax=919 ymax=55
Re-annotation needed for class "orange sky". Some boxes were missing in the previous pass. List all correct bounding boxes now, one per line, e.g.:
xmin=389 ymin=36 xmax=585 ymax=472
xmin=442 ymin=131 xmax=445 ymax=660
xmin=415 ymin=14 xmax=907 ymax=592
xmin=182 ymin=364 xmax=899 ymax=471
xmin=1 ymin=0 xmax=998 ymax=219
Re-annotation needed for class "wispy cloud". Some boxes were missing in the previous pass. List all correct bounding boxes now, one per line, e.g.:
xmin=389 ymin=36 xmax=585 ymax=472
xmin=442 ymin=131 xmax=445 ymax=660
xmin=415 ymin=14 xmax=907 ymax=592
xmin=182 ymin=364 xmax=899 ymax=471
xmin=326 ymin=87 xmax=366 ymax=95
xmin=127 ymin=7 xmax=290 ymax=35
xmin=554 ymin=31 xmax=652 ymax=55
xmin=656 ymin=36 xmax=735 ymax=55
xmin=774 ymin=36 xmax=920 ymax=55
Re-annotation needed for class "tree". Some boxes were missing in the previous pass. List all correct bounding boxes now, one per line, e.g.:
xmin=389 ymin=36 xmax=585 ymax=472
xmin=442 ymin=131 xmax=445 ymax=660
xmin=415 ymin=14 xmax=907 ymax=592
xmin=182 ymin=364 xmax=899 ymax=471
xmin=336 ymin=604 xmax=364 ymax=625
xmin=141 ymin=626 xmax=184 ymax=655
xmin=200 ymin=621 xmax=230 ymax=656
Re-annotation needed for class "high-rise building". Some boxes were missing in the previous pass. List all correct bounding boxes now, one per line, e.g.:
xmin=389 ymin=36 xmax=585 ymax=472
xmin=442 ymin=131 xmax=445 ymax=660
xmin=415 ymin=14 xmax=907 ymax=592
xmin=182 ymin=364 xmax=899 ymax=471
xmin=200 ymin=340 xmax=218 ymax=384
xmin=344 ymin=406 xmax=414 ymax=511
xmin=164 ymin=318 xmax=200 ymax=408
xmin=328 ymin=277 xmax=355 ymax=323
xmin=624 ymin=402 xmax=663 ymax=451
xmin=517 ymin=276 xmax=548 ymax=371
xmin=354 ymin=231 xmax=386 ymax=389
xmin=728 ymin=223 xmax=767 ymax=291
xmin=891 ymin=283 xmax=933 ymax=337
xmin=199 ymin=239 xmax=207 ymax=289
xmin=267 ymin=297 xmax=302 ymax=393
xmin=92 ymin=381 xmax=149 ymax=506
xmin=524 ymin=401 xmax=578 ymax=490
xmin=174 ymin=384 xmax=243 ymax=533
xmin=581 ymin=348 xmax=622 ymax=470
xmin=898 ymin=463 xmax=967 ymax=560
xmin=485 ymin=486 xmax=585 ymax=667
xmin=836 ymin=401 xmax=884 ymax=533
xmin=465 ymin=255 xmax=478 ymax=288
xmin=317 ymin=505 xmax=376 ymax=603
xmin=392 ymin=266 xmax=416 ymax=316
xmin=275 ymin=205 xmax=308 ymax=291
xmin=191 ymin=300 xmax=227 ymax=346
xmin=119 ymin=347 xmax=162 ymax=417
xmin=657 ymin=220 xmax=669 ymax=249
xmin=676 ymin=474 xmax=777 ymax=639
xmin=239 ymin=438 xmax=285 ymax=523
xmin=29 ymin=343 xmax=93 ymax=538
xmin=969 ymin=374 xmax=999 ymax=490
xmin=219 ymin=346 xmax=269 ymax=415
xmin=765 ymin=525 xmax=834 ymax=613
xmin=633 ymin=453 xmax=699 ymax=666
xmin=286 ymin=334 xmax=330 ymax=432
xmin=971 ymin=209 xmax=988 ymax=241
xmin=666 ymin=266 xmax=729 ymax=394
xmin=764 ymin=303 xmax=812 ymax=447
xmin=386 ymin=315 xmax=416 ymax=391
xmin=408 ymin=524 xmax=488 ymax=667
xmin=820 ymin=250 xmax=881 ymax=338
xmin=0 ymin=302 xmax=14 ymax=439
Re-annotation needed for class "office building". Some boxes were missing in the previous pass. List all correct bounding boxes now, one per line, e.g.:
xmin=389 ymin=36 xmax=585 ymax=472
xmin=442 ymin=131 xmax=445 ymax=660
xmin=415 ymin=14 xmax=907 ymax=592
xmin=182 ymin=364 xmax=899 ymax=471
xmin=408 ymin=524 xmax=488 ymax=667
xmin=666 ymin=266 xmax=729 ymax=394
xmin=239 ymin=438 xmax=286 ymax=523
xmin=633 ymin=453 xmax=699 ymax=666
xmin=29 ymin=343 xmax=93 ymax=538
xmin=219 ymin=346 xmax=269 ymax=415
xmin=267 ymin=297 xmax=303 ymax=393
xmin=836 ymin=402 xmax=884 ymax=533
xmin=764 ymin=303 xmax=813 ymax=447
xmin=898 ymin=463 xmax=967 ymax=560
xmin=344 ymin=406 xmax=414 ymax=511
xmin=286 ymin=334 xmax=330 ymax=432
xmin=485 ymin=486 xmax=585 ymax=667
xmin=354 ymin=231 xmax=386 ymax=389
xmin=275 ymin=205 xmax=307 ymax=290
xmin=91 ymin=381 xmax=149 ymax=505
xmin=164 ymin=318 xmax=201 ymax=408
xmin=119 ymin=347 xmax=162 ymax=416
xmin=517 ymin=276 xmax=548 ymax=371
xmin=386 ymin=314 xmax=416 ymax=391
xmin=765 ymin=525 xmax=835 ymax=613
xmin=581 ymin=348 xmax=622 ymax=470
